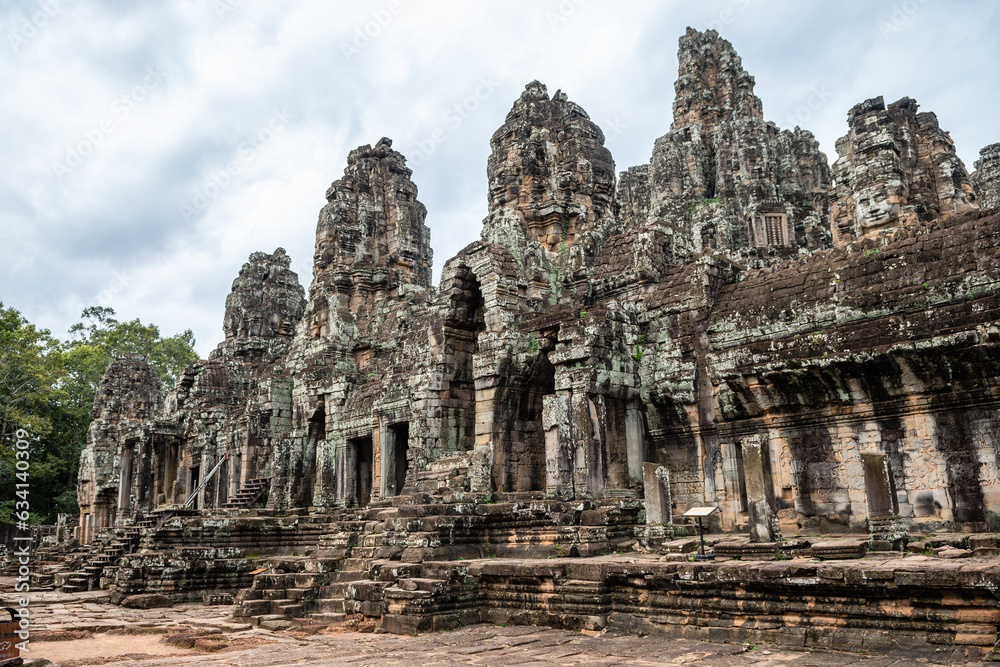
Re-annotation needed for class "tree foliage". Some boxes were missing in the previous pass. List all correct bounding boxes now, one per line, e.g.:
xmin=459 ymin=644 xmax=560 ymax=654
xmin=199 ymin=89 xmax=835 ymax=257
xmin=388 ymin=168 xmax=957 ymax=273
xmin=0 ymin=303 xmax=198 ymax=523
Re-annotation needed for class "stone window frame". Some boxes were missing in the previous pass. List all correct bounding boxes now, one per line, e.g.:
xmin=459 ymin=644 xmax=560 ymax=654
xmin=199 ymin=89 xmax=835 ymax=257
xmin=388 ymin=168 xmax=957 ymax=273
xmin=761 ymin=213 xmax=789 ymax=247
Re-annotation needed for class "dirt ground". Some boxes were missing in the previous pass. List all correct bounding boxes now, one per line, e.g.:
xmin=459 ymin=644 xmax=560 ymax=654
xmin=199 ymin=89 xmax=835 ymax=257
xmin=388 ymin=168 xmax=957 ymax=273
xmin=0 ymin=578 xmax=988 ymax=666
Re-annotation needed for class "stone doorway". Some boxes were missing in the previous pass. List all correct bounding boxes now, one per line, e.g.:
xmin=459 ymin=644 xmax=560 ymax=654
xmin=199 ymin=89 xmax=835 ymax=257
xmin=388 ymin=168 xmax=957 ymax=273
xmin=384 ymin=422 xmax=409 ymax=497
xmin=216 ymin=455 xmax=229 ymax=507
xmin=496 ymin=352 xmax=553 ymax=493
xmin=443 ymin=267 xmax=485 ymax=453
xmin=297 ymin=404 xmax=324 ymax=506
xmin=861 ymin=453 xmax=899 ymax=518
xmin=351 ymin=435 xmax=374 ymax=508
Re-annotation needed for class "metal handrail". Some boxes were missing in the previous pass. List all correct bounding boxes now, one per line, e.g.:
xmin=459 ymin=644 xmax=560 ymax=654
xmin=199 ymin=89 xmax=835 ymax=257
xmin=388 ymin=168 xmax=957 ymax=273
xmin=183 ymin=451 xmax=229 ymax=509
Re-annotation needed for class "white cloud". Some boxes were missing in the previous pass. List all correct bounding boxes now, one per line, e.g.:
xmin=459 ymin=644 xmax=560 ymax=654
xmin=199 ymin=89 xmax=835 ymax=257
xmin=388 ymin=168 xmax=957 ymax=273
xmin=1 ymin=0 xmax=997 ymax=356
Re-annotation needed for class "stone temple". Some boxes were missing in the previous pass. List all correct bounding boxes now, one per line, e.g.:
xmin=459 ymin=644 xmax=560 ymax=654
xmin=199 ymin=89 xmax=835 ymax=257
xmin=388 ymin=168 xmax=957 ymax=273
xmin=60 ymin=28 xmax=1000 ymax=656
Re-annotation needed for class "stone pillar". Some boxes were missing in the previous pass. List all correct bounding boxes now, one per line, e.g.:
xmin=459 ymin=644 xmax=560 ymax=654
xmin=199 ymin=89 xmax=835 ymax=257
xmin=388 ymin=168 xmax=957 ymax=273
xmin=543 ymin=392 xmax=574 ymax=499
xmin=626 ymin=404 xmax=645 ymax=487
xmin=468 ymin=443 xmax=493 ymax=494
xmin=370 ymin=419 xmax=383 ymax=504
xmin=741 ymin=434 xmax=780 ymax=543
xmin=643 ymin=462 xmax=672 ymax=525
xmin=861 ymin=453 xmax=897 ymax=518
xmin=579 ymin=394 xmax=605 ymax=498
xmin=340 ymin=441 xmax=356 ymax=507
xmin=380 ymin=422 xmax=395 ymax=500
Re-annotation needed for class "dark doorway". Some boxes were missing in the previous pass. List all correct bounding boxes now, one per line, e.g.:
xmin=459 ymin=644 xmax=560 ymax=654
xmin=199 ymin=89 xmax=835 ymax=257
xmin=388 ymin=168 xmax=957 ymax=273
xmin=352 ymin=436 xmax=374 ymax=507
xmin=734 ymin=442 xmax=748 ymax=512
xmin=862 ymin=453 xmax=899 ymax=518
xmin=603 ymin=397 xmax=629 ymax=490
xmin=445 ymin=268 xmax=486 ymax=452
xmin=386 ymin=422 xmax=410 ymax=497
xmin=188 ymin=465 xmax=200 ymax=509
xmin=216 ymin=456 xmax=229 ymax=507
xmin=496 ymin=351 xmax=554 ymax=493
xmin=117 ymin=444 xmax=135 ymax=516
xmin=298 ymin=404 xmax=324 ymax=506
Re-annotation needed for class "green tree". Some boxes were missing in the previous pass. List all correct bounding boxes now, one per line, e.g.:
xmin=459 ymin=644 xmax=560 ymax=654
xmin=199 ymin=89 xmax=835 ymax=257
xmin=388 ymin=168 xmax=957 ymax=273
xmin=0 ymin=304 xmax=69 ymax=523
xmin=65 ymin=306 xmax=198 ymax=398
xmin=0 ymin=304 xmax=198 ymax=523
xmin=0 ymin=305 xmax=65 ymax=448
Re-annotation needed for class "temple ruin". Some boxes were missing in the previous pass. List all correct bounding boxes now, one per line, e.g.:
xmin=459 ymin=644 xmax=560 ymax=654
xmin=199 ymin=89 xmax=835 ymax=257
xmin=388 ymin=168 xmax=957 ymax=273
xmin=60 ymin=28 xmax=1000 ymax=657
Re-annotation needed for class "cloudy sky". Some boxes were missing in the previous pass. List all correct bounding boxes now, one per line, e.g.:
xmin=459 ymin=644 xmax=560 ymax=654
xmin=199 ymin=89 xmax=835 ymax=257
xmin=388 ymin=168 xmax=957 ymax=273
xmin=2 ymin=0 xmax=997 ymax=357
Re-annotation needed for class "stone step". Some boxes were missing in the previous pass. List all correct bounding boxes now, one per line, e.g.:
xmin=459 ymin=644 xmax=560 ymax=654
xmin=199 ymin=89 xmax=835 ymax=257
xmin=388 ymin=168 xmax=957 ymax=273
xmin=276 ymin=603 xmax=305 ymax=617
xmin=398 ymin=577 xmax=446 ymax=592
xmin=312 ymin=598 xmax=345 ymax=614
xmin=251 ymin=614 xmax=292 ymax=630
xmin=307 ymin=612 xmax=346 ymax=624
xmin=267 ymin=598 xmax=298 ymax=614
xmin=236 ymin=599 xmax=271 ymax=616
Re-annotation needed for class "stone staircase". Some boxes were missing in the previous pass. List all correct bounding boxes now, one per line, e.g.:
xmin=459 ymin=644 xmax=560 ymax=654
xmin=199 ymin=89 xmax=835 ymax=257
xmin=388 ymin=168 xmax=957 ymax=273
xmin=231 ymin=489 xmax=646 ymax=630
xmin=60 ymin=526 xmax=142 ymax=592
xmin=221 ymin=477 xmax=271 ymax=509
xmin=409 ymin=455 xmax=469 ymax=494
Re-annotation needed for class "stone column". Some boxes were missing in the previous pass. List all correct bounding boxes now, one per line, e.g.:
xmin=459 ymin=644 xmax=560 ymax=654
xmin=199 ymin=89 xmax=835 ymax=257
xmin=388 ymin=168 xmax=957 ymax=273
xmin=575 ymin=394 xmax=605 ymax=498
xmin=626 ymin=404 xmax=645 ymax=487
xmin=741 ymin=434 xmax=780 ymax=543
xmin=643 ymin=462 xmax=672 ymax=525
xmin=380 ymin=421 xmax=395 ymax=500
xmin=544 ymin=392 xmax=574 ymax=499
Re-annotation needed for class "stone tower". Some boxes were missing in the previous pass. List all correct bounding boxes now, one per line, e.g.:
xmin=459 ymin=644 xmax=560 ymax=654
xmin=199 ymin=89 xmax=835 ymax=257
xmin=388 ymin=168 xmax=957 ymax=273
xmin=972 ymin=142 xmax=1000 ymax=210
xmin=214 ymin=247 xmax=306 ymax=361
xmin=306 ymin=137 xmax=432 ymax=337
xmin=618 ymin=27 xmax=832 ymax=261
xmin=77 ymin=354 xmax=163 ymax=544
xmin=481 ymin=81 xmax=621 ymax=301
xmin=830 ymin=96 xmax=978 ymax=245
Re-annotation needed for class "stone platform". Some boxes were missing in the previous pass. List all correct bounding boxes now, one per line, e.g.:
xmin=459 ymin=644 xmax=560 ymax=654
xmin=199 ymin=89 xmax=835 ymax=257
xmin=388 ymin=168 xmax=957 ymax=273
xmin=3 ymin=576 xmax=994 ymax=666
xmin=229 ymin=551 xmax=1000 ymax=662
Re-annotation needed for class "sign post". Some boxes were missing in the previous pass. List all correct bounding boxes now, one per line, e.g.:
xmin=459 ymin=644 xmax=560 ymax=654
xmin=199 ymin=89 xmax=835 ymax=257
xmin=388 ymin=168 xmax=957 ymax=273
xmin=682 ymin=506 xmax=720 ymax=561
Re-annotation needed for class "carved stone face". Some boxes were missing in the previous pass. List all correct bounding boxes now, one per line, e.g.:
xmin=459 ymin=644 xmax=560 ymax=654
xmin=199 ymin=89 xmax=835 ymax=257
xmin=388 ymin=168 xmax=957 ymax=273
xmin=484 ymin=81 xmax=615 ymax=252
